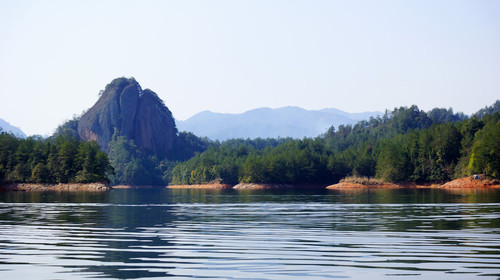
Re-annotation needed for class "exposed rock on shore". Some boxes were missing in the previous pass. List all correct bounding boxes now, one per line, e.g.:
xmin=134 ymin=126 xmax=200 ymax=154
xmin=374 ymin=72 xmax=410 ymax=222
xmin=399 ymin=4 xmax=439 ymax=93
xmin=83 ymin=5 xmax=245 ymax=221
xmin=1 ymin=183 xmax=111 ymax=191
xmin=167 ymin=184 xmax=233 ymax=189
xmin=440 ymin=177 xmax=500 ymax=188
xmin=326 ymin=182 xmax=404 ymax=190
xmin=112 ymin=185 xmax=160 ymax=189
xmin=326 ymin=176 xmax=500 ymax=189
xmin=233 ymin=183 xmax=295 ymax=190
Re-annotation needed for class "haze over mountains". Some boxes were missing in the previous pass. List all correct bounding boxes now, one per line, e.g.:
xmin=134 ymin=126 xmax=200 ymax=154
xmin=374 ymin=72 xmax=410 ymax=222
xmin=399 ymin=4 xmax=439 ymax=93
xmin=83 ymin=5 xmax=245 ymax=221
xmin=176 ymin=107 xmax=382 ymax=140
xmin=1 ymin=106 xmax=383 ymax=140
xmin=0 ymin=118 xmax=26 ymax=138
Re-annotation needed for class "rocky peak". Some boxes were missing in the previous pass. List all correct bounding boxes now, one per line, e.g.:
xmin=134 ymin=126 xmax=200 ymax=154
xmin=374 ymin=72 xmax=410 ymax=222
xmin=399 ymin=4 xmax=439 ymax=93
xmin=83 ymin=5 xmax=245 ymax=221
xmin=78 ymin=77 xmax=177 ymax=155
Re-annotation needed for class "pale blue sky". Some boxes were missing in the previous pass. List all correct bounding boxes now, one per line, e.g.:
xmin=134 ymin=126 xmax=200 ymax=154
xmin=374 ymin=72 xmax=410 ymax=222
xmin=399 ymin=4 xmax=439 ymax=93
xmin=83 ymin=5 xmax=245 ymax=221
xmin=1 ymin=0 xmax=499 ymax=136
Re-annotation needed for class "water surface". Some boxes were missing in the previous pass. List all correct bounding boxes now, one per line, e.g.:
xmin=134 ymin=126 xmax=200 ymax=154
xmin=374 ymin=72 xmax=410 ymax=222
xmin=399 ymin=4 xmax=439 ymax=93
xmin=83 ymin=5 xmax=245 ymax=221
xmin=1 ymin=188 xmax=499 ymax=279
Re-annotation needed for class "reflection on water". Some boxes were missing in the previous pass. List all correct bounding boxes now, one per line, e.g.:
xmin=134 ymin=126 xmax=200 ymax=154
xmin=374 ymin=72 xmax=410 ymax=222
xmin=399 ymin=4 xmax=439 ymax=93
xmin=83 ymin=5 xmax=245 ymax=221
xmin=0 ymin=188 xmax=499 ymax=279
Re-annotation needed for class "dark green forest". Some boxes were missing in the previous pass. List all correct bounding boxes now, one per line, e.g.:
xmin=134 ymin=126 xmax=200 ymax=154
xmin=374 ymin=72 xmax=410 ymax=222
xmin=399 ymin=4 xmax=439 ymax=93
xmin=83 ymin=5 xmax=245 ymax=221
xmin=0 ymin=134 xmax=111 ymax=184
xmin=52 ymin=109 xmax=211 ymax=186
xmin=171 ymin=104 xmax=500 ymax=185
xmin=1 ymin=101 xmax=499 ymax=186
xmin=104 ymin=131 xmax=210 ymax=186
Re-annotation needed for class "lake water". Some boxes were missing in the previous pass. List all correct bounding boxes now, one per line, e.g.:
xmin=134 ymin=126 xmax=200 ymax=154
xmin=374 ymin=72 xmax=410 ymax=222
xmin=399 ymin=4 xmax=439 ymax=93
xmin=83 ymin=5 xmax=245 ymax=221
xmin=1 ymin=188 xmax=499 ymax=280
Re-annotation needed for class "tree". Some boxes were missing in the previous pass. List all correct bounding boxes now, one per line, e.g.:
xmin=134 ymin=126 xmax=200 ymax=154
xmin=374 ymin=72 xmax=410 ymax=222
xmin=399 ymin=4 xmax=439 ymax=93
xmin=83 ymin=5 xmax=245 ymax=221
xmin=0 ymin=131 xmax=111 ymax=184
xmin=107 ymin=131 xmax=159 ymax=185
xmin=468 ymin=117 xmax=500 ymax=178
xmin=31 ymin=163 xmax=51 ymax=183
xmin=376 ymin=138 xmax=411 ymax=182
xmin=169 ymin=105 xmax=500 ymax=186
xmin=53 ymin=137 xmax=79 ymax=183
xmin=8 ymin=164 xmax=30 ymax=182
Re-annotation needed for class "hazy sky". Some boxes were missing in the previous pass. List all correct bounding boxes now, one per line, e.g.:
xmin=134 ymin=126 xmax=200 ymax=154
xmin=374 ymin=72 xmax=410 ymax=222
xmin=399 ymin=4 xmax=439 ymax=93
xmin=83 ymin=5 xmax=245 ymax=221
xmin=1 ymin=0 xmax=499 ymax=136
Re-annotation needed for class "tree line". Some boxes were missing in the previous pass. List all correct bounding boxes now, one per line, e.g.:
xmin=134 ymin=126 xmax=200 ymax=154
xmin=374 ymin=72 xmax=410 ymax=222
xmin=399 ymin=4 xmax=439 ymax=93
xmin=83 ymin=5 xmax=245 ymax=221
xmin=104 ymin=131 xmax=211 ymax=186
xmin=0 ymin=134 xmax=111 ymax=184
xmin=2 ymin=102 xmax=498 ymax=186
xmin=52 ymin=110 xmax=212 ymax=186
xmin=171 ymin=105 xmax=499 ymax=185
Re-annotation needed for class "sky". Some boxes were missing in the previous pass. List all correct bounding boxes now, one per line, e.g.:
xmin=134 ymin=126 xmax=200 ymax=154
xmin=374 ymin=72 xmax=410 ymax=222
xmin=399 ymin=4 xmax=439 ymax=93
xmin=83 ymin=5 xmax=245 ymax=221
xmin=0 ymin=0 xmax=499 ymax=136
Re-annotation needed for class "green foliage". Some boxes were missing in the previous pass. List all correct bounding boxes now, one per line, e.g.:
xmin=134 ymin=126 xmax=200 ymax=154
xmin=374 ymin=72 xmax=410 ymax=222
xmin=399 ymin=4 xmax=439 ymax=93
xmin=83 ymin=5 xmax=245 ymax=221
xmin=53 ymin=117 xmax=80 ymax=139
xmin=391 ymin=105 xmax=432 ymax=133
xmin=108 ymin=132 xmax=149 ymax=185
xmin=31 ymin=163 xmax=51 ymax=183
xmin=75 ymin=141 xmax=112 ymax=183
xmin=6 ymin=103 xmax=497 ymax=187
xmin=172 ymin=137 xmax=346 ymax=185
xmin=473 ymin=100 xmax=500 ymax=119
xmin=427 ymin=108 xmax=467 ymax=124
xmin=240 ymin=138 xmax=335 ymax=184
xmin=168 ymin=131 xmax=211 ymax=161
xmin=376 ymin=137 xmax=411 ymax=182
xmin=170 ymin=105 xmax=500 ymax=185
xmin=171 ymin=138 xmax=293 ymax=185
xmin=468 ymin=115 xmax=500 ymax=178
xmin=106 ymin=130 xmax=212 ymax=186
xmin=0 ymin=133 xmax=111 ymax=184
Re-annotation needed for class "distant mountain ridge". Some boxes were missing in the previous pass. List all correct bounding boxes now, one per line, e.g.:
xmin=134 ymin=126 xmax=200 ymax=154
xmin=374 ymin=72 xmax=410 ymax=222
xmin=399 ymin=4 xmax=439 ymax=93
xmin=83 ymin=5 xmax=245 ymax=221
xmin=0 ymin=118 xmax=26 ymax=138
xmin=176 ymin=106 xmax=382 ymax=140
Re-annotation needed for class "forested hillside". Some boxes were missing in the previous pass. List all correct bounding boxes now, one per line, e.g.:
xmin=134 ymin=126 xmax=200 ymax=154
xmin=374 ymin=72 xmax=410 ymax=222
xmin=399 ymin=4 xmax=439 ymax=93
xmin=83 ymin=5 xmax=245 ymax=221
xmin=3 ymin=101 xmax=498 ymax=187
xmin=0 ymin=133 xmax=111 ymax=184
xmin=54 ymin=122 xmax=210 ymax=186
xmin=104 ymin=131 xmax=209 ymax=186
xmin=54 ymin=78 xmax=211 ymax=186
xmin=171 ymin=105 xmax=499 ymax=185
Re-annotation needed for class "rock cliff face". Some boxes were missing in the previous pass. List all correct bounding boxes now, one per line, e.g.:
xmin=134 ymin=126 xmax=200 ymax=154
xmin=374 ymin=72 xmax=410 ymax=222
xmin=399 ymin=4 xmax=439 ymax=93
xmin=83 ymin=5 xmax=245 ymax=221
xmin=78 ymin=77 xmax=177 ymax=155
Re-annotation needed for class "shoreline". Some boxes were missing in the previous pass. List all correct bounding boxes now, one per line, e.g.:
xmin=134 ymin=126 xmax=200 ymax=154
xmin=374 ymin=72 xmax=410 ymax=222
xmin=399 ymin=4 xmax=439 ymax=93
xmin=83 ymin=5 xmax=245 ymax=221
xmin=167 ymin=184 xmax=234 ymax=189
xmin=166 ymin=183 xmax=329 ymax=190
xmin=112 ymin=185 xmax=164 ymax=189
xmin=2 ymin=176 xmax=498 ymax=192
xmin=233 ymin=183 xmax=294 ymax=190
xmin=233 ymin=183 xmax=328 ymax=190
xmin=166 ymin=176 xmax=500 ymax=190
xmin=326 ymin=177 xmax=500 ymax=190
xmin=0 ymin=182 xmax=111 ymax=192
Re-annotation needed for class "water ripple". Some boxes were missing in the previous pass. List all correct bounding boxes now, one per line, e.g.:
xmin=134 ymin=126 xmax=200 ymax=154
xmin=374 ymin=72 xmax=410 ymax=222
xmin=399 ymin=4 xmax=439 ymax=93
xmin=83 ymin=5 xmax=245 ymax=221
xmin=0 ymin=201 xmax=499 ymax=279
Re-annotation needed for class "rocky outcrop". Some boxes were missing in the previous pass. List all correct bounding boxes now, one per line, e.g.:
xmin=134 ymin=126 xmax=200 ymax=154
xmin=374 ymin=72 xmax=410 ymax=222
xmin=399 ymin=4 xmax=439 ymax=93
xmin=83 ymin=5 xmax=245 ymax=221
xmin=440 ymin=177 xmax=500 ymax=188
xmin=78 ymin=78 xmax=177 ymax=155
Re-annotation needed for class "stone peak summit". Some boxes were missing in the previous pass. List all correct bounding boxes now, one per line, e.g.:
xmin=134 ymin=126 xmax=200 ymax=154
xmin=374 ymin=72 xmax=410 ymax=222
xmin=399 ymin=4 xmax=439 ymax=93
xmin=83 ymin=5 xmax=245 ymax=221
xmin=78 ymin=77 xmax=177 ymax=156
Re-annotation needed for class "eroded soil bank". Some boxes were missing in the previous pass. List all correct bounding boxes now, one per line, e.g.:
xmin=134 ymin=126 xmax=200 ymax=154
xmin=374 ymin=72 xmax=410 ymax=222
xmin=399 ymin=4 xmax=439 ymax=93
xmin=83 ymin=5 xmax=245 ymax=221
xmin=4 ymin=176 xmax=497 ymax=192
xmin=166 ymin=183 xmax=328 ymax=190
xmin=326 ymin=177 xmax=500 ymax=190
xmin=0 ymin=183 xmax=111 ymax=191
xmin=167 ymin=184 xmax=234 ymax=189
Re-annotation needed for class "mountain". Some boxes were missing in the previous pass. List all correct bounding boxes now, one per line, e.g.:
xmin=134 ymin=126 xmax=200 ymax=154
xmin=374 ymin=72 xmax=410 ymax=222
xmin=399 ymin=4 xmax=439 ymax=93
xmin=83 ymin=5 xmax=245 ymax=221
xmin=77 ymin=77 xmax=177 ymax=155
xmin=473 ymin=100 xmax=500 ymax=119
xmin=176 ymin=106 xmax=382 ymax=140
xmin=0 ymin=118 xmax=26 ymax=138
